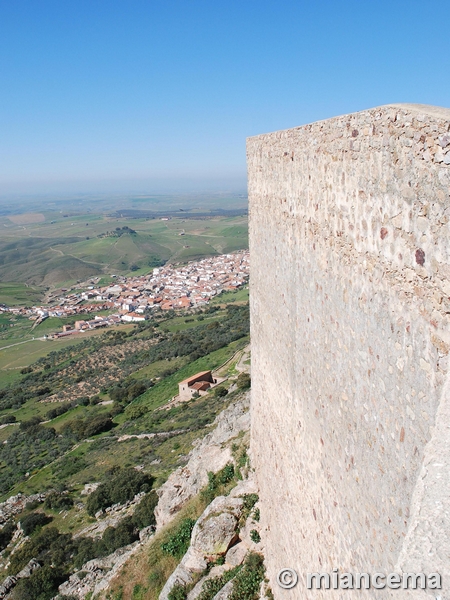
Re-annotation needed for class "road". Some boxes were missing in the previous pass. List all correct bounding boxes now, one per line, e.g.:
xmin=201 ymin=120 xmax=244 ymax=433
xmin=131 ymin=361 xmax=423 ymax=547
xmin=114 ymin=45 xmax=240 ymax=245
xmin=0 ymin=337 xmax=46 ymax=351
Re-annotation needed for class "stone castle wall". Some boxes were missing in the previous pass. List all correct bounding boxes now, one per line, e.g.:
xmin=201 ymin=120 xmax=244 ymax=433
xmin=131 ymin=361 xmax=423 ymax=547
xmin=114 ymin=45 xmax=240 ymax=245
xmin=247 ymin=104 xmax=450 ymax=599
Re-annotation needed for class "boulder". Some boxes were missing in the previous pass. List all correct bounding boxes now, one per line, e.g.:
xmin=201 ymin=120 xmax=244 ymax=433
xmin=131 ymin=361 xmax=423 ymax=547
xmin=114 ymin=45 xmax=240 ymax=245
xmin=160 ymin=495 xmax=244 ymax=600
xmin=225 ymin=542 xmax=247 ymax=567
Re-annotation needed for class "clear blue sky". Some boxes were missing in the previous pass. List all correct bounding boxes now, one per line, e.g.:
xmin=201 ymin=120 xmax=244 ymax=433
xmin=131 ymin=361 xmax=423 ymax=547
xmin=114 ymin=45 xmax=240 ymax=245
xmin=1 ymin=0 xmax=449 ymax=194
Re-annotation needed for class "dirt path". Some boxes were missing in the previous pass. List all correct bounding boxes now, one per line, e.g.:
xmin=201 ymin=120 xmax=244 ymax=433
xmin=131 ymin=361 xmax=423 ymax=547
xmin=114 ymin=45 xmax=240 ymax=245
xmin=0 ymin=337 xmax=44 ymax=351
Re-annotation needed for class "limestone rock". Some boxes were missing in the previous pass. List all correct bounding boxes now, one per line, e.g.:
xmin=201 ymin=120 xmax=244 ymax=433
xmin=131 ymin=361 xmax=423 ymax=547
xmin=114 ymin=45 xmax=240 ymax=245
xmin=16 ymin=558 xmax=41 ymax=579
xmin=155 ymin=394 xmax=250 ymax=529
xmin=159 ymin=563 xmax=194 ymax=600
xmin=160 ymin=494 xmax=245 ymax=600
xmin=225 ymin=542 xmax=247 ymax=566
xmin=190 ymin=496 xmax=243 ymax=559
xmin=211 ymin=579 xmax=234 ymax=600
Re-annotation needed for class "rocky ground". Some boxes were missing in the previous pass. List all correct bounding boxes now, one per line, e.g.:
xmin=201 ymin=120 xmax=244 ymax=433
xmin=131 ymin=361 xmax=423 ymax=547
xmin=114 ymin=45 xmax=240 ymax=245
xmin=0 ymin=385 xmax=268 ymax=600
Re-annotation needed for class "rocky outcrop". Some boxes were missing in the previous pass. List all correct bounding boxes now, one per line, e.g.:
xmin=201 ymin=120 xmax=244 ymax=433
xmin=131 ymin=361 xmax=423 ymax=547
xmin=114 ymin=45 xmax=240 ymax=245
xmin=0 ymin=559 xmax=41 ymax=599
xmin=160 ymin=476 xmax=262 ymax=600
xmin=0 ymin=493 xmax=46 ymax=524
xmin=155 ymin=393 xmax=250 ymax=529
xmin=58 ymin=527 xmax=155 ymax=599
xmin=74 ymin=492 xmax=146 ymax=539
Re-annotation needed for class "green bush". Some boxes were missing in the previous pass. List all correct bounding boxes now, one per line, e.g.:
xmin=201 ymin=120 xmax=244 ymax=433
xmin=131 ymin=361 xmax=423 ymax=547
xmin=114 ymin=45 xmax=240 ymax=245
xmin=132 ymin=490 xmax=158 ymax=529
xmin=214 ymin=386 xmax=228 ymax=398
xmin=86 ymin=468 xmax=153 ymax=516
xmin=44 ymin=491 xmax=74 ymax=511
xmin=201 ymin=463 xmax=235 ymax=503
xmin=240 ymin=494 xmax=259 ymax=526
xmin=0 ymin=415 xmax=16 ymax=425
xmin=20 ymin=512 xmax=52 ymax=536
xmin=197 ymin=566 xmax=241 ymax=600
xmin=229 ymin=553 xmax=265 ymax=600
xmin=161 ymin=518 xmax=196 ymax=558
xmin=53 ymin=455 xmax=87 ymax=479
xmin=12 ymin=564 xmax=65 ymax=600
xmin=100 ymin=517 xmax=138 ymax=554
xmin=84 ymin=415 xmax=114 ymax=438
xmin=249 ymin=530 xmax=260 ymax=543
xmin=167 ymin=583 xmax=187 ymax=600
xmin=46 ymin=403 xmax=72 ymax=421
xmin=236 ymin=372 xmax=251 ymax=390
xmin=0 ymin=521 xmax=16 ymax=551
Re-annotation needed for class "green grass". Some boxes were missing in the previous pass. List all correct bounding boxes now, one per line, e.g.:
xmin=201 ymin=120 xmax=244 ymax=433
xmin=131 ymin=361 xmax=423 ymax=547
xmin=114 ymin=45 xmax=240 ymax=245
xmin=129 ymin=358 xmax=188 ymax=381
xmin=211 ymin=288 xmax=249 ymax=305
xmin=0 ymin=283 xmax=45 ymax=306
xmin=0 ymin=214 xmax=248 ymax=287
xmin=123 ymin=338 xmax=248 ymax=416
xmin=158 ymin=312 xmax=225 ymax=333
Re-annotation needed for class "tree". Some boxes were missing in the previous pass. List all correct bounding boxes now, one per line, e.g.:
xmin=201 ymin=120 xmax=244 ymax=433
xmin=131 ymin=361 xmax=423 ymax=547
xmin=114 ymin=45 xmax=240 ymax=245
xmin=237 ymin=372 xmax=251 ymax=390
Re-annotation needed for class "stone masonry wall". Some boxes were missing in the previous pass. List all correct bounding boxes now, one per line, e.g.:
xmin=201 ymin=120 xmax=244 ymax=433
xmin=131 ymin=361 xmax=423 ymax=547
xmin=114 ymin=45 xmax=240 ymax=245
xmin=247 ymin=104 xmax=450 ymax=599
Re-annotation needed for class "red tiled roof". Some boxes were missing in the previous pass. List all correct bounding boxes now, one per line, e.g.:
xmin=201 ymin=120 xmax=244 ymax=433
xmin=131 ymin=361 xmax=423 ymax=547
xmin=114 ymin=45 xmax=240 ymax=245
xmin=179 ymin=370 xmax=212 ymax=385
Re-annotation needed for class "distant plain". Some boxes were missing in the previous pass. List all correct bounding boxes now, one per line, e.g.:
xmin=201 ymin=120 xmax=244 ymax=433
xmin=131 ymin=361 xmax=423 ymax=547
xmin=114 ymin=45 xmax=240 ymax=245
xmin=0 ymin=193 xmax=248 ymax=295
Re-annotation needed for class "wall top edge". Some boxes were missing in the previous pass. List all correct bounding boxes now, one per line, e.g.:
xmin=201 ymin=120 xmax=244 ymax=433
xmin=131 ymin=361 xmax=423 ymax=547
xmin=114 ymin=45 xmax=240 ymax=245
xmin=247 ymin=103 xmax=450 ymax=142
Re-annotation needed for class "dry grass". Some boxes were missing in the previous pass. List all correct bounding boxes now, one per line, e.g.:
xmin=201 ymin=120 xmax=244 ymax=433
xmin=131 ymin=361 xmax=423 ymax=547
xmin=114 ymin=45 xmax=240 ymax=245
xmin=100 ymin=494 xmax=209 ymax=600
xmin=8 ymin=212 xmax=46 ymax=224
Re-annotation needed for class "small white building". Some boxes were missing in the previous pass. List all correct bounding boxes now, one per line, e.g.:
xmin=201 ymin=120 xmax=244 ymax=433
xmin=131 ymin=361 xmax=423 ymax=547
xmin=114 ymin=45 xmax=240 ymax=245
xmin=121 ymin=312 xmax=146 ymax=322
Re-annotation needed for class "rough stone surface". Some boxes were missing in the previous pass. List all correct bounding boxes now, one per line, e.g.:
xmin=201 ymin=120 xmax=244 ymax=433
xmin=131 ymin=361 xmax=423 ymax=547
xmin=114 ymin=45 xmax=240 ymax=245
xmin=58 ymin=541 xmax=143 ymax=598
xmin=211 ymin=580 xmax=234 ymax=600
xmin=160 ymin=494 xmax=245 ymax=600
xmin=0 ymin=559 xmax=41 ymax=598
xmin=225 ymin=542 xmax=247 ymax=566
xmin=190 ymin=496 xmax=243 ymax=557
xmin=0 ymin=493 xmax=46 ymax=524
xmin=187 ymin=565 xmax=231 ymax=600
xmin=73 ymin=492 xmax=146 ymax=539
xmin=247 ymin=103 xmax=450 ymax=599
xmin=155 ymin=394 xmax=250 ymax=529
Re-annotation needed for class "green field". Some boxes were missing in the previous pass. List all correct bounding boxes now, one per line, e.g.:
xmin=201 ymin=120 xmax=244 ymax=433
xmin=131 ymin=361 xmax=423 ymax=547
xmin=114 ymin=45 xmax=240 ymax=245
xmin=0 ymin=211 xmax=248 ymax=289
xmin=0 ymin=283 xmax=45 ymax=306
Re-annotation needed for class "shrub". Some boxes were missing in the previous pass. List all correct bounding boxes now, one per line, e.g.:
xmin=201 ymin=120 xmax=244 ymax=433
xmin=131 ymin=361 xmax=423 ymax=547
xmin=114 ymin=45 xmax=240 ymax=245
xmin=0 ymin=415 xmax=16 ymax=425
xmin=214 ymin=386 xmax=228 ymax=398
xmin=101 ymin=517 xmax=138 ymax=554
xmin=12 ymin=564 xmax=65 ymax=600
xmin=20 ymin=416 xmax=42 ymax=430
xmin=161 ymin=518 xmax=196 ymax=558
xmin=132 ymin=490 xmax=158 ymax=529
xmin=53 ymin=455 xmax=87 ymax=479
xmin=229 ymin=553 xmax=265 ymax=600
xmin=250 ymin=530 xmax=260 ymax=543
xmin=236 ymin=372 xmax=251 ymax=390
xmin=46 ymin=403 xmax=72 ymax=421
xmin=201 ymin=463 xmax=236 ymax=503
xmin=168 ymin=584 xmax=187 ymax=600
xmin=0 ymin=521 xmax=16 ymax=551
xmin=44 ymin=491 xmax=74 ymax=511
xmin=86 ymin=468 xmax=153 ymax=516
xmin=20 ymin=512 xmax=52 ymax=536
xmin=84 ymin=415 xmax=113 ymax=438
xmin=197 ymin=566 xmax=241 ymax=600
